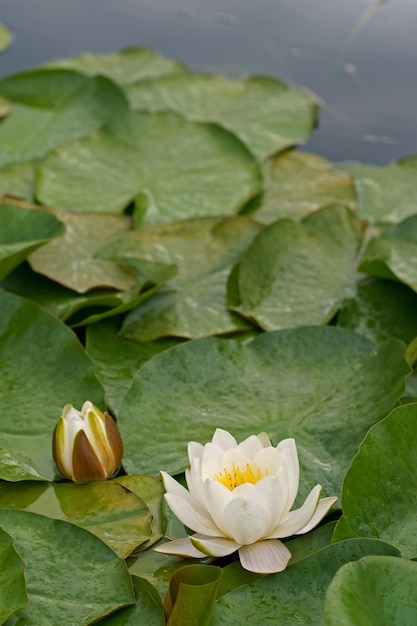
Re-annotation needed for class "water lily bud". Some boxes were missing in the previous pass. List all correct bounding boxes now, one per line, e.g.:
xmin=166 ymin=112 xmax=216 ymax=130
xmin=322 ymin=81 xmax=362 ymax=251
xmin=52 ymin=401 xmax=123 ymax=483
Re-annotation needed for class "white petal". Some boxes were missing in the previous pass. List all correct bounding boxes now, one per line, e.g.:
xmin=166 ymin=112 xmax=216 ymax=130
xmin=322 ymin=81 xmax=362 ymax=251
xmin=201 ymin=442 xmax=225 ymax=480
xmin=212 ymin=428 xmax=237 ymax=450
xmin=238 ymin=434 xmax=264 ymax=460
xmin=295 ymin=496 xmax=338 ymax=534
xmin=270 ymin=484 xmax=322 ymax=538
xmin=185 ymin=458 xmax=205 ymax=503
xmin=161 ymin=471 xmax=196 ymax=502
xmin=254 ymin=446 xmax=281 ymax=476
xmin=257 ymin=432 xmax=272 ymax=448
xmin=164 ymin=493 xmax=220 ymax=536
xmin=154 ymin=537 xmax=206 ymax=558
xmin=232 ymin=476 xmax=287 ymax=535
xmin=238 ymin=539 xmax=292 ymax=574
xmin=191 ymin=534 xmax=240 ymax=557
xmin=188 ymin=441 xmax=204 ymax=464
xmin=220 ymin=448 xmax=252 ymax=473
xmin=277 ymin=439 xmax=299 ymax=509
xmin=223 ymin=497 xmax=271 ymax=544
xmin=202 ymin=478 xmax=234 ymax=536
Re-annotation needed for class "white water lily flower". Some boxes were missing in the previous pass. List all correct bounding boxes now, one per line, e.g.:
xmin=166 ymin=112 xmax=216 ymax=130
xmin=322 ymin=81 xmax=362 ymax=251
xmin=155 ymin=428 xmax=337 ymax=574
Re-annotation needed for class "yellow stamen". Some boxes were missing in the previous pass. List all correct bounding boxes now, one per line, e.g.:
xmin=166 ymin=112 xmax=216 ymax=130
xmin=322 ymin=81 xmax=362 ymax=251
xmin=214 ymin=463 xmax=267 ymax=490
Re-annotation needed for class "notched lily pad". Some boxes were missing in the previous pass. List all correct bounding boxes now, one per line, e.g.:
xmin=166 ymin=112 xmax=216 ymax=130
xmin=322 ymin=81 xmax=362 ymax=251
xmin=0 ymin=68 xmax=128 ymax=168
xmin=126 ymin=73 xmax=318 ymax=161
xmin=36 ymin=111 xmax=261 ymax=222
xmin=0 ymin=526 xmax=28 ymax=623
xmin=234 ymin=204 xmax=365 ymax=330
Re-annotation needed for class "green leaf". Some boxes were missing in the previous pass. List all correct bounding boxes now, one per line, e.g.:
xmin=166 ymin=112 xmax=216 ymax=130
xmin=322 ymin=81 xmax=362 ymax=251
xmin=0 ymin=509 xmax=135 ymax=625
xmin=0 ymin=69 xmax=128 ymax=168
xmin=0 ymin=162 xmax=35 ymax=201
xmin=253 ymin=150 xmax=356 ymax=224
xmin=286 ymin=521 xmax=337 ymax=565
xmin=104 ymin=216 xmax=261 ymax=340
xmin=339 ymin=156 xmax=417 ymax=224
xmin=46 ymin=46 xmax=189 ymax=85
xmin=126 ymin=74 xmax=318 ymax=161
xmin=28 ymin=211 xmax=137 ymax=293
xmin=235 ymin=205 xmax=365 ymax=330
xmin=338 ymin=277 xmax=417 ymax=344
xmin=324 ymin=556 xmax=417 ymax=625
xmin=0 ymin=203 xmax=64 ymax=281
xmin=0 ymin=289 xmax=104 ymax=481
xmin=118 ymin=327 xmax=409 ymax=499
xmin=86 ymin=318 xmax=180 ymax=415
xmin=358 ymin=214 xmax=417 ymax=293
xmin=0 ymin=526 xmax=28 ymax=623
xmin=333 ymin=404 xmax=417 ymax=558
xmin=97 ymin=576 xmax=164 ymax=625
xmin=164 ymin=564 xmax=222 ymax=626
xmin=0 ymin=23 xmax=13 ymax=53
xmin=113 ymin=474 xmax=165 ymax=542
xmin=210 ymin=539 xmax=399 ymax=625
xmin=36 ymin=111 xmax=261 ymax=222
xmin=0 ymin=480 xmax=155 ymax=558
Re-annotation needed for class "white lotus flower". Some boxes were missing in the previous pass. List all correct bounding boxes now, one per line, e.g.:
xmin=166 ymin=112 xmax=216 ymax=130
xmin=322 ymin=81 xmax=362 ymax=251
xmin=155 ymin=428 xmax=337 ymax=574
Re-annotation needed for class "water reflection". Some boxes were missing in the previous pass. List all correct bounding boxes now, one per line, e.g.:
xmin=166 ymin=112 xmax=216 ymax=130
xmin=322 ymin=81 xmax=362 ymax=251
xmin=1 ymin=0 xmax=416 ymax=164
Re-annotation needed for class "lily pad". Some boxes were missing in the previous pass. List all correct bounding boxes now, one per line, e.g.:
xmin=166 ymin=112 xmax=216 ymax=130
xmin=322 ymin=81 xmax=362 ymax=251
xmin=86 ymin=318 xmax=180 ymax=415
xmin=0 ymin=162 xmax=35 ymax=201
xmin=235 ymin=205 xmax=365 ymax=330
xmin=333 ymin=404 xmax=417 ymax=558
xmin=358 ymin=214 xmax=417 ymax=293
xmin=0 ymin=509 xmax=135 ymax=625
xmin=324 ymin=556 xmax=417 ymax=626
xmin=338 ymin=277 xmax=417 ymax=345
xmin=0 ymin=527 xmax=28 ymax=623
xmin=0 ymin=480 xmax=154 ymax=558
xmin=36 ymin=111 xmax=261 ymax=222
xmin=28 ymin=211 xmax=137 ymax=293
xmin=46 ymin=47 xmax=189 ymax=85
xmin=253 ymin=150 xmax=356 ymax=224
xmin=0 ymin=289 xmax=104 ymax=481
xmin=98 ymin=576 xmax=164 ymax=625
xmin=164 ymin=565 xmax=222 ymax=626
xmin=0 ymin=203 xmax=64 ymax=281
xmin=104 ymin=216 xmax=261 ymax=340
xmin=210 ymin=539 xmax=399 ymax=625
xmin=126 ymin=74 xmax=318 ymax=161
xmin=0 ymin=69 xmax=128 ymax=168
xmin=118 ymin=327 xmax=409 ymax=498
xmin=339 ymin=156 xmax=417 ymax=224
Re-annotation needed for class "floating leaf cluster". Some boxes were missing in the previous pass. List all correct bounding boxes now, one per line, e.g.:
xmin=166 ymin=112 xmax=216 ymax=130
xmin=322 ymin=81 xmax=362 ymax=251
xmin=0 ymin=46 xmax=417 ymax=624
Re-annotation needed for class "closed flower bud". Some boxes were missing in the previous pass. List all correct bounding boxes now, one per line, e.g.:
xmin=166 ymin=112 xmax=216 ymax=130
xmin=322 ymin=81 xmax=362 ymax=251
xmin=52 ymin=401 xmax=123 ymax=483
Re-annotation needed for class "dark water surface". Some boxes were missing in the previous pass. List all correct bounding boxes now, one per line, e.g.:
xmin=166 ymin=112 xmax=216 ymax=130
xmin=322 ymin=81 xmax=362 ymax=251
xmin=1 ymin=0 xmax=416 ymax=164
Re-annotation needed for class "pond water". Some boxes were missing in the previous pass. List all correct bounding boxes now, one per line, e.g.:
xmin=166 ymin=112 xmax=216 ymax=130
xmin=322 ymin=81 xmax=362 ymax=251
xmin=1 ymin=0 xmax=416 ymax=164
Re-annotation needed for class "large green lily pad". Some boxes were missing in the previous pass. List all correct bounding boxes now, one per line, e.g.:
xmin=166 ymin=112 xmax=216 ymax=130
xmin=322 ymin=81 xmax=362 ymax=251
xmin=358 ymin=214 xmax=417 ymax=293
xmin=0 ymin=203 xmax=64 ymax=281
xmin=0 ymin=289 xmax=104 ymax=481
xmin=126 ymin=74 xmax=318 ymax=161
xmin=235 ymin=205 xmax=365 ymax=330
xmin=339 ymin=156 xmax=417 ymax=224
xmin=0 ymin=69 xmax=128 ymax=168
xmin=118 ymin=327 xmax=409 ymax=498
xmin=46 ymin=46 xmax=188 ymax=85
xmin=103 ymin=216 xmax=261 ymax=340
xmin=253 ymin=150 xmax=356 ymax=224
xmin=0 ymin=509 xmax=135 ymax=625
xmin=333 ymin=404 xmax=417 ymax=557
xmin=36 ymin=111 xmax=261 ymax=222
xmin=0 ymin=162 xmax=35 ymax=201
xmin=0 ymin=480 xmax=155 ymax=558
xmin=0 ymin=527 xmax=28 ymax=623
xmin=324 ymin=556 xmax=417 ymax=626
xmin=210 ymin=539 xmax=399 ymax=625
xmin=98 ymin=576 xmax=164 ymax=625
